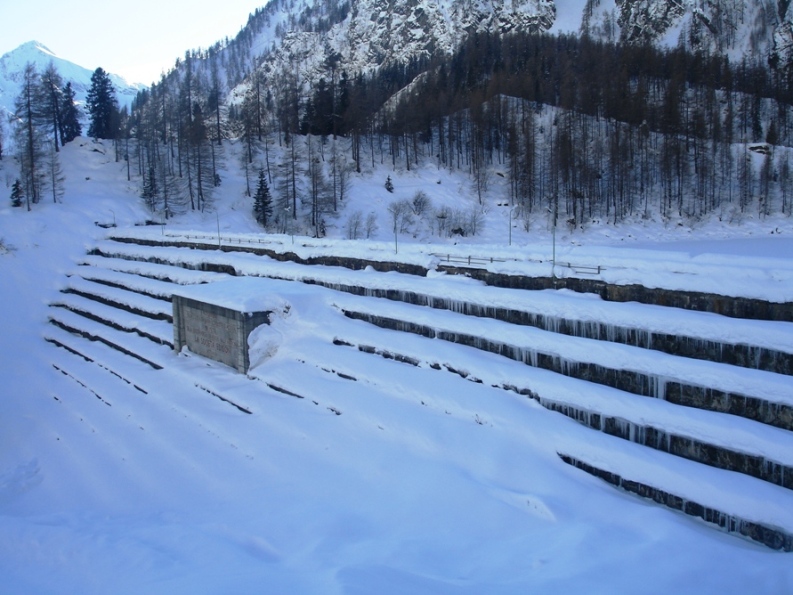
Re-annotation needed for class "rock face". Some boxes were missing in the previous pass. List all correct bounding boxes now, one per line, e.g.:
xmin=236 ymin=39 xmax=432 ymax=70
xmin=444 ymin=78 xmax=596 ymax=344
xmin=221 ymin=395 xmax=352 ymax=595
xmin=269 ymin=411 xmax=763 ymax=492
xmin=613 ymin=0 xmax=687 ymax=45
xmin=169 ymin=0 xmax=793 ymax=119
xmin=581 ymin=0 xmax=793 ymax=66
xmin=250 ymin=0 xmax=793 ymax=89
xmin=250 ymin=0 xmax=556 ymax=89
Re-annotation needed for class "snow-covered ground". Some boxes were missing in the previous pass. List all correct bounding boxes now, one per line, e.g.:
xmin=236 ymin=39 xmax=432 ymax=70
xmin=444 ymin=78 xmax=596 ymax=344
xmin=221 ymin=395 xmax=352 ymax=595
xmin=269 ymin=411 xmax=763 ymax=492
xmin=1 ymin=139 xmax=792 ymax=593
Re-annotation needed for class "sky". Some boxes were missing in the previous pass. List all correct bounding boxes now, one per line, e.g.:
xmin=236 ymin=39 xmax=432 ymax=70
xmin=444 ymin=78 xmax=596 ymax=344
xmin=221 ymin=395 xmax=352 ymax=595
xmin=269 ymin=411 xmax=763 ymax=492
xmin=0 ymin=0 xmax=264 ymax=85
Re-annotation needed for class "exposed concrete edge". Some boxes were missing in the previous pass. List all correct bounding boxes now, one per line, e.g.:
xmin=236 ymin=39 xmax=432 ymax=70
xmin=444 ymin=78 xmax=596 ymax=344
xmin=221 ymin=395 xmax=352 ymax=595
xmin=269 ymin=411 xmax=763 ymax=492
xmin=88 ymin=245 xmax=793 ymax=375
xmin=439 ymin=265 xmax=793 ymax=322
xmin=539 ymin=398 xmax=793 ymax=491
xmin=558 ymin=453 xmax=793 ymax=552
xmin=342 ymin=309 xmax=793 ymax=431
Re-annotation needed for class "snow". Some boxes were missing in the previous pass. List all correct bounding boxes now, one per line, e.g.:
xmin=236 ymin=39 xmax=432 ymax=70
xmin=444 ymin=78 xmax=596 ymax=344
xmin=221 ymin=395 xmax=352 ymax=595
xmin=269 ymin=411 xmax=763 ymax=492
xmin=1 ymin=138 xmax=793 ymax=593
xmin=98 ymin=232 xmax=793 ymax=357
xmin=172 ymin=277 xmax=293 ymax=314
xmin=547 ymin=0 xmax=587 ymax=35
xmin=0 ymin=41 xmax=145 ymax=124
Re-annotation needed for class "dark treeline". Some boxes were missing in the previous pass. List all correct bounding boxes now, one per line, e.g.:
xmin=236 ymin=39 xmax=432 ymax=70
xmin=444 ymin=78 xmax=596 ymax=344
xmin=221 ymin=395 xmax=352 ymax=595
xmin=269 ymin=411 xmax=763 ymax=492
xmin=293 ymin=31 xmax=792 ymax=144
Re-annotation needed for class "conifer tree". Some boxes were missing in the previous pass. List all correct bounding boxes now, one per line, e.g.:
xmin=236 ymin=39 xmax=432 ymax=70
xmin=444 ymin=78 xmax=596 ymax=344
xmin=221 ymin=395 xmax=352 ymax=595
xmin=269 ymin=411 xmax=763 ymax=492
xmin=60 ymin=82 xmax=82 ymax=143
xmin=253 ymin=168 xmax=273 ymax=226
xmin=45 ymin=142 xmax=65 ymax=203
xmin=10 ymin=179 xmax=24 ymax=208
xmin=14 ymin=62 xmax=45 ymax=209
xmin=39 ymin=62 xmax=64 ymax=151
xmin=142 ymin=164 xmax=159 ymax=212
xmin=86 ymin=67 xmax=119 ymax=139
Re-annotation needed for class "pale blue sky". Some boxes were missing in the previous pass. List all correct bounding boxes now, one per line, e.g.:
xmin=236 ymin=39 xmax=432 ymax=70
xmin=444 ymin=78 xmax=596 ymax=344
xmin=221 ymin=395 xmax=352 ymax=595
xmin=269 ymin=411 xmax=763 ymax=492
xmin=0 ymin=0 xmax=263 ymax=84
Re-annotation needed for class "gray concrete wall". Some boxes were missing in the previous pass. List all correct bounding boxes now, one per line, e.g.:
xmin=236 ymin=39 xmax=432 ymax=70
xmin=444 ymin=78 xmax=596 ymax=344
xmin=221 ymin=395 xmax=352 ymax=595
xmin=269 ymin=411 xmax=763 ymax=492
xmin=173 ymin=295 xmax=270 ymax=373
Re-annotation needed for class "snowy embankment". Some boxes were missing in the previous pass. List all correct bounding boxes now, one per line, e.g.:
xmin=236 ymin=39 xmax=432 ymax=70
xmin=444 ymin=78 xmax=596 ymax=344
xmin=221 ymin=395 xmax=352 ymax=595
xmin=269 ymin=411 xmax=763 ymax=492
xmin=2 ymin=139 xmax=793 ymax=593
xmin=77 ymin=243 xmax=793 ymax=478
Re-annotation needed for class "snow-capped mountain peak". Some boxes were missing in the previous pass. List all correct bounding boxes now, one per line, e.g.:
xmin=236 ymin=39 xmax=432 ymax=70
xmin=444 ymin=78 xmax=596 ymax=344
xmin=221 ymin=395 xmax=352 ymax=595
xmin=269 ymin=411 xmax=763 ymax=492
xmin=0 ymin=41 xmax=147 ymax=118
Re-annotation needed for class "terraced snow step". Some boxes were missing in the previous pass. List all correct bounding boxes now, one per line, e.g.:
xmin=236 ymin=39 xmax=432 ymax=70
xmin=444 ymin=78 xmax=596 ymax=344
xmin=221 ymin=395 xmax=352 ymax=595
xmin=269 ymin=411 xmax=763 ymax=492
xmin=555 ymin=434 xmax=793 ymax=539
xmin=558 ymin=452 xmax=793 ymax=551
xmin=45 ymin=324 xmax=257 ymax=416
xmin=47 ymin=308 xmax=172 ymax=369
xmin=236 ymin=296 xmax=793 ymax=548
xmin=295 ymin=309 xmax=793 ymax=489
xmin=89 ymin=239 xmax=793 ymax=373
xmin=70 ymin=266 xmax=184 ymax=299
xmin=338 ymin=293 xmax=793 ymax=400
xmin=63 ymin=276 xmax=172 ymax=320
xmin=78 ymin=255 xmax=231 ymax=285
xmin=50 ymin=293 xmax=173 ymax=346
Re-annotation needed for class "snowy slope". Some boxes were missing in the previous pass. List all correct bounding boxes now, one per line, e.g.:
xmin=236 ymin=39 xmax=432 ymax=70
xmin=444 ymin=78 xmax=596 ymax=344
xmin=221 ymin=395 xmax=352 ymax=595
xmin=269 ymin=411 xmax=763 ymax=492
xmin=1 ymin=137 xmax=792 ymax=593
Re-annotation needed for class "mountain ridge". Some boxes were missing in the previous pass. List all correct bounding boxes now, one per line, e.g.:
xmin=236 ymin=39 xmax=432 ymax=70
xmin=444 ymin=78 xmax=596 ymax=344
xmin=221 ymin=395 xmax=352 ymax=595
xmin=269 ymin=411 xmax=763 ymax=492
xmin=242 ymin=0 xmax=793 ymax=94
xmin=0 ymin=41 xmax=146 ymax=120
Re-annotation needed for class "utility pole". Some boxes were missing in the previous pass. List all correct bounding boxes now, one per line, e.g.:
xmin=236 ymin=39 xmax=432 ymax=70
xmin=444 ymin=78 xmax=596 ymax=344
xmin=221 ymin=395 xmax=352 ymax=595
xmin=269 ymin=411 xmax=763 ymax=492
xmin=552 ymin=209 xmax=557 ymax=280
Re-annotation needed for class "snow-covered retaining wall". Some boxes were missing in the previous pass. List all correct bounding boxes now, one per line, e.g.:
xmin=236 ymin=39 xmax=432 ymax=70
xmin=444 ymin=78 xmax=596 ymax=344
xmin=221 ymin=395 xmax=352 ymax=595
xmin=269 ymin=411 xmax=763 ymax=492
xmin=342 ymin=310 xmax=793 ymax=432
xmin=440 ymin=266 xmax=793 ymax=322
xmin=544 ymin=401 xmax=793 ymax=490
xmin=321 ymin=282 xmax=793 ymax=375
xmin=107 ymin=236 xmax=429 ymax=276
xmin=103 ymin=234 xmax=793 ymax=322
xmin=559 ymin=454 xmax=793 ymax=552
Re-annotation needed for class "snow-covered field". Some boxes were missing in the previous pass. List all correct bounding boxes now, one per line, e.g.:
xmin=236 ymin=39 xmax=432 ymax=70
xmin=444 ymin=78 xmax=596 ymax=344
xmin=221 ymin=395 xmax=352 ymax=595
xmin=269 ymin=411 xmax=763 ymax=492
xmin=1 ymin=139 xmax=792 ymax=593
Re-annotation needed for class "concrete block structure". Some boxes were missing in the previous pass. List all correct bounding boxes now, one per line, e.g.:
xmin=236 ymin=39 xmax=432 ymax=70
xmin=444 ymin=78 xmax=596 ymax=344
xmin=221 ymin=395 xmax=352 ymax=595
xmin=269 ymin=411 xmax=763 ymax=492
xmin=172 ymin=278 xmax=277 ymax=373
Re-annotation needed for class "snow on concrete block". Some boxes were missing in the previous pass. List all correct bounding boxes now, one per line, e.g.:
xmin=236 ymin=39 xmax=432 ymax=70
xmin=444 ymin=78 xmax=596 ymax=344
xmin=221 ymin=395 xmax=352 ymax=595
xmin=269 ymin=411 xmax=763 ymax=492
xmin=172 ymin=278 xmax=287 ymax=373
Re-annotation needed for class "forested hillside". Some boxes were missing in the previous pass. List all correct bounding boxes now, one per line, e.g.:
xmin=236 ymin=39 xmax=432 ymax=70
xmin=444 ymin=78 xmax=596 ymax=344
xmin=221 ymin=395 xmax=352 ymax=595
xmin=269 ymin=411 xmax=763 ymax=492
xmin=126 ymin=24 xmax=793 ymax=233
xmin=6 ymin=0 xmax=793 ymax=237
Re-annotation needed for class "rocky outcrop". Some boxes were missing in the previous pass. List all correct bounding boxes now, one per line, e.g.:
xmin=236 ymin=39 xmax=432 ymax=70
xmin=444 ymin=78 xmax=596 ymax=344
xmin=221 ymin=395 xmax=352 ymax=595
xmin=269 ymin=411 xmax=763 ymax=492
xmin=582 ymin=0 xmax=793 ymax=68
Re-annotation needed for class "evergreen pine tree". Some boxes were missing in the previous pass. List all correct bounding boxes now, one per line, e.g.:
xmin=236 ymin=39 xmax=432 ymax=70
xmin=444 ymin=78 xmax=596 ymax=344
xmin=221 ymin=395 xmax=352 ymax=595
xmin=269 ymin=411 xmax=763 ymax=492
xmin=253 ymin=169 xmax=273 ymax=226
xmin=86 ymin=68 xmax=119 ymax=139
xmin=60 ymin=82 xmax=82 ymax=143
xmin=142 ymin=164 xmax=159 ymax=212
xmin=385 ymin=175 xmax=394 ymax=192
xmin=10 ymin=179 xmax=24 ymax=208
